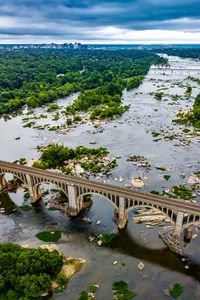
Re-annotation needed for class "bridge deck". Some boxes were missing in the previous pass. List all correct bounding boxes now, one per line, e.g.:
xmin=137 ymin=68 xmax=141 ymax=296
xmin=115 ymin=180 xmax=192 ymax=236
xmin=0 ymin=160 xmax=199 ymax=214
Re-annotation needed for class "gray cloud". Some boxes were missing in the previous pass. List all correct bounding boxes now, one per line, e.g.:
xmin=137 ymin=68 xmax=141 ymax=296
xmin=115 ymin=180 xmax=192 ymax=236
xmin=0 ymin=0 xmax=199 ymax=42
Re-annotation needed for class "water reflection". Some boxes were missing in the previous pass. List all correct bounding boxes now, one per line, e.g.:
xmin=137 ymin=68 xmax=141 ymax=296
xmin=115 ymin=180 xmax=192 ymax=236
xmin=0 ymin=192 xmax=16 ymax=214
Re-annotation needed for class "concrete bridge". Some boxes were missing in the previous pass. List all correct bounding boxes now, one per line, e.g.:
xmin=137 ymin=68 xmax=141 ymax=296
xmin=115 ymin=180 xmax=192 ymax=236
xmin=150 ymin=66 xmax=200 ymax=75
xmin=0 ymin=160 xmax=200 ymax=254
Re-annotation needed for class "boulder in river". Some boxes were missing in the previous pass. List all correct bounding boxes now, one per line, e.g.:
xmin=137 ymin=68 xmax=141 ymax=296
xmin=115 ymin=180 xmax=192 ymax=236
xmin=131 ymin=177 xmax=145 ymax=188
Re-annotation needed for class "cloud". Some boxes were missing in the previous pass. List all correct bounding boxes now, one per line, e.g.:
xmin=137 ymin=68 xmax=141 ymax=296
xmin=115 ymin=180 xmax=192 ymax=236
xmin=0 ymin=0 xmax=199 ymax=43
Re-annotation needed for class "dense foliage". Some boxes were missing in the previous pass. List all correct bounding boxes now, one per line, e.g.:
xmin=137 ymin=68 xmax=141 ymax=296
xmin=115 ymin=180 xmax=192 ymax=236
xmin=112 ymin=281 xmax=136 ymax=299
xmin=36 ymin=230 xmax=62 ymax=242
xmin=193 ymin=93 xmax=200 ymax=126
xmin=173 ymin=93 xmax=200 ymax=128
xmin=33 ymin=143 xmax=108 ymax=169
xmin=0 ymin=243 xmax=63 ymax=299
xmin=156 ymin=47 xmax=200 ymax=59
xmin=0 ymin=49 xmax=166 ymax=118
xmin=169 ymin=283 xmax=183 ymax=299
xmin=32 ymin=143 xmax=116 ymax=175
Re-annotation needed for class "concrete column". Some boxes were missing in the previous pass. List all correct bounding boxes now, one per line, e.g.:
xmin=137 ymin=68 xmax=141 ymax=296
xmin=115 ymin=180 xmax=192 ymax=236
xmin=26 ymin=175 xmax=42 ymax=203
xmin=67 ymin=184 xmax=79 ymax=216
xmin=173 ymin=211 xmax=184 ymax=239
xmin=0 ymin=174 xmax=7 ymax=190
xmin=117 ymin=196 xmax=128 ymax=229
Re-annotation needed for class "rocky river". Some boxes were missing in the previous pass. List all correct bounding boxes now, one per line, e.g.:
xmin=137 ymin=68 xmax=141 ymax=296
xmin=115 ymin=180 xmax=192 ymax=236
xmin=0 ymin=55 xmax=200 ymax=299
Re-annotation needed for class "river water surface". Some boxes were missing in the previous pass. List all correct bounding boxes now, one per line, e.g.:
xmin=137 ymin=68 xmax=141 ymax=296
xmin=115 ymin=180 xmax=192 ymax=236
xmin=0 ymin=55 xmax=200 ymax=299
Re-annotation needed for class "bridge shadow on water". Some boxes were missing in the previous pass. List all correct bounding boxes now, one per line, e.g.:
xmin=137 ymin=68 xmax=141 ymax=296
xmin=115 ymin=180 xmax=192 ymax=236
xmin=1 ymin=191 xmax=200 ymax=282
xmin=105 ymin=229 xmax=200 ymax=282
xmin=65 ymin=206 xmax=200 ymax=282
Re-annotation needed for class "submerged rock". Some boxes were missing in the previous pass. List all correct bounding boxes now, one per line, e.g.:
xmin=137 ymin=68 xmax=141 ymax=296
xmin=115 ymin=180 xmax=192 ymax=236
xmin=131 ymin=177 xmax=145 ymax=188
xmin=137 ymin=262 xmax=145 ymax=270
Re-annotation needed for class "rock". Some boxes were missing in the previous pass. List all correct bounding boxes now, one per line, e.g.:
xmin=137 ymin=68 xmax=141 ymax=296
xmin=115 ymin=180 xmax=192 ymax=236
xmin=156 ymin=165 xmax=171 ymax=171
xmin=131 ymin=178 xmax=145 ymax=188
xmin=191 ymin=199 xmax=197 ymax=203
xmin=97 ymin=240 xmax=102 ymax=246
xmin=185 ymin=265 xmax=189 ymax=269
xmin=163 ymin=289 xmax=170 ymax=296
xmin=134 ymin=214 xmax=166 ymax=223
xmin=137 ymin=262 xmax=145 ymax=270
xmin=188 ymin=175 xmax=200 ymax=185
xmin=192 ymin=234 xmax=198 ymax=239
xmin=82 ymin=217 xmax=92 ymax=224
xmin=184 ymin=227 xmax=193 ymax=240
xmin=182 ymin=258 xmax=186 ymax=262
xmin=124 ymin=184 xmax=132 ymax=188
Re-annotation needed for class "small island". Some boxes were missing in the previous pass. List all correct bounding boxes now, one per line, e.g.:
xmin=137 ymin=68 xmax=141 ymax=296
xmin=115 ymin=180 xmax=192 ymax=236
xmin=0 ymin=243 xmax=84 ymax=299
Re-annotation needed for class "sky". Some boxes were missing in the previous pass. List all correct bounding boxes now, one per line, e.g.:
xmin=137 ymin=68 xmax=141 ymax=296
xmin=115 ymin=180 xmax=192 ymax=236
xmin=0 ymin=0 xmax=200 ymax=44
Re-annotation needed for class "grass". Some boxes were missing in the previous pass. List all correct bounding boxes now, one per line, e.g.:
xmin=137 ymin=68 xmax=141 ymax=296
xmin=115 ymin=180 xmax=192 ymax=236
xmin=163 ymin=175 xmax=171 ymax=181
xmin=98 ymin=233 xmax=117 ymax=245
xmin=35 ymin=229 xmax=62 ymax=242
xmin=112 ymin=281 xmax=136 ymax=300
xmin=19 ymin=204 xmax=33 ymax=212
xmin=169 ymin=283 xmax=183 ymax=299
xmin=172 ymin=185 xmax=193 ymax=200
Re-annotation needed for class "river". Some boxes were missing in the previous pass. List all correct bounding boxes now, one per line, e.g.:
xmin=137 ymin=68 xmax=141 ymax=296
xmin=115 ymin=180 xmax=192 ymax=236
xmin=0 ymin=55 xmax=200 ymax=299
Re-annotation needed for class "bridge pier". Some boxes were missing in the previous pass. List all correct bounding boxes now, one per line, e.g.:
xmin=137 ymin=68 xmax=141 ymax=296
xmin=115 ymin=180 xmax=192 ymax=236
xmin=173 ymin=211 xmax=184 ymax=241
xmin=0 ymin=174 xmax=7 ymax=191
xmin=116 ymin=196 xmax=128 ymax=229
xmin=26 ymin=175 xmax=42 ymax=203
xmin=67 ymin=184 xmax=79 ymax=216
xmin=160 ymin=210 xmax=184 ymax=256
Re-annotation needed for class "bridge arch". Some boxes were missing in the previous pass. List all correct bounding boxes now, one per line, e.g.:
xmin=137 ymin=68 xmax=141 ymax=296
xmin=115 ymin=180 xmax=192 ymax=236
xmin=182 ymin=220 xmax=200 ymax=231
xmin=77 ymin=192 xmax=119 ymax=211
xmin=0 ymin=171 xmax=29 ymax=190
xmin=126 ymin=203 xmax=175 ymax=224
xmin=33 ymin=180 xmax=69 ymax=201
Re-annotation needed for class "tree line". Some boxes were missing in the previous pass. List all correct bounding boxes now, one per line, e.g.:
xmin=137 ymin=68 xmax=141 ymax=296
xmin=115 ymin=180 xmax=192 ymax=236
xmin=0 ymin=49 xmax=167 ymax=118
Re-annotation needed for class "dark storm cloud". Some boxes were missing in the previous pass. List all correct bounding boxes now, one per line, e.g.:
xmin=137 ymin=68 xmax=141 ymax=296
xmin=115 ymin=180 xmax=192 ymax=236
xmin=0 ymin=0 xmax=199 ymax=39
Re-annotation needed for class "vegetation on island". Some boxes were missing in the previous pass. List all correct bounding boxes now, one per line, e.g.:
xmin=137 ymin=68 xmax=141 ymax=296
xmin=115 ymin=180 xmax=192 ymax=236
xmin=97 ymin=233 xmax=117 ymax=245
xmin=154 ymin=91 xmax=164 ymax=100
xmin=169 ymin=283 xmax=183 ymax=299
xmin=0 ymin=243 xmax=63 ymax=299
xmin=0 ymin=48 xmax=167 ymax=119
xmin=78 ymin=284 xmax=99 ymax=300
xmin=171 ymin=185 xmax=193 ymax=200
xmin=112 ymin=281 xmax=136 ymax=300
xmin=156 ymin=48 xmax=200 ymax=60
xmin=77 ymin=281 xmax=136 ymax=300
xmin=151 ymin=184 xmax=193 ymax=200
xmin=173 ymin=93 xmax=200 ymax=128
xmin=33 ymin=143 xmax=117 ymax=175
xmin=35 ymin=229 xmax=62 ymax=242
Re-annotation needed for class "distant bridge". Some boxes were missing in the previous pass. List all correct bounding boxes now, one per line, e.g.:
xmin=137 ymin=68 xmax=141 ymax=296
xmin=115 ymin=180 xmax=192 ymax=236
xmin=0 ymin=160 xmax=200 ymax=254
xmin=150 ymin=66 xmax=200 ymax=75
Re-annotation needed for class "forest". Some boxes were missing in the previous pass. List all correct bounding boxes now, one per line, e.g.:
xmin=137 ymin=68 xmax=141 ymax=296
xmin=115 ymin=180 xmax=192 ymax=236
xmin=0 ymin=243 xmax=63 ymax=299
xmin=156 ymin=47 xmax=200 ymax=59
xmin=0 ymin=49 xmax=167 ymax=118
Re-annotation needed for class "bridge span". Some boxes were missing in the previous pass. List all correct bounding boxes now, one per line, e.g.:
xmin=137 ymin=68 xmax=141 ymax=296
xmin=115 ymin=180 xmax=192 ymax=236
xmin=0 ymin=160 xmax=199 ymax=254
